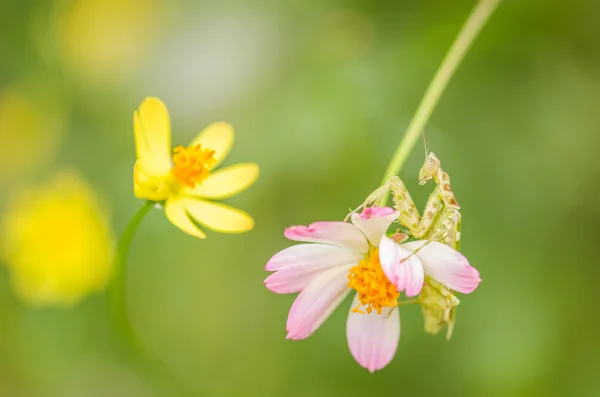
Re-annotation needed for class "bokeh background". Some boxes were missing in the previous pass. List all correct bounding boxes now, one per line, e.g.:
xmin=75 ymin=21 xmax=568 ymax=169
xmin=1 ymin=0 xmax=600 ymax=396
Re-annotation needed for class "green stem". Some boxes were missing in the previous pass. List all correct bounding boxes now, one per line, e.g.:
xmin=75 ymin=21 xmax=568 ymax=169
xmin=380 ymin=0 xmax=502 ymax=204
xmin=108 ymin=201 xmax=197 ymax=397
xmin=397 ymin=299 xmax=420 ymax=306
xmin=109 ymin=200 xmax=153 ymax=349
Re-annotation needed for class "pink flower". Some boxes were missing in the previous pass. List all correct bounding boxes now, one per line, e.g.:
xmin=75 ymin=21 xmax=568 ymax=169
xmin=265 ymin=206 xmax=481 ymax=372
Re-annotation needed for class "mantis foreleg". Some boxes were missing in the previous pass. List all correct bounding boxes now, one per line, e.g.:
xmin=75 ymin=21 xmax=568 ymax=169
xmin=350 ymin=153 xmax=461 ymax=249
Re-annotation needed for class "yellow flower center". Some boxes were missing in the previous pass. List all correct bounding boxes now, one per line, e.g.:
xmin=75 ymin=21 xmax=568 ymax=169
xmin=170 ymin=144 xmax=216 ymax=188
xmin=347 ymin=247 xmax=400 ymax=315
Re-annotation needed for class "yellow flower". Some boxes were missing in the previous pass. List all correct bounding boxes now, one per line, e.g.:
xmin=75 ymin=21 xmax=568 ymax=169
xmin=53 ymin=0 xmax=172 ymax=86
xmin=0 ymin=172 xmax=114 ymax=306
xmin=133 ymin=97 xmax=259 ymax=238
xmin=0 ymin=88 xmax=65 ymax=183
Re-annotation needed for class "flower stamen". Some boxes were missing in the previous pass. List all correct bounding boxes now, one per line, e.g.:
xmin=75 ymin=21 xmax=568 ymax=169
xmin=171 ymin=144 xmax=216 ymax=188
xmin=348 ymin=247 xmax=400 ymax=314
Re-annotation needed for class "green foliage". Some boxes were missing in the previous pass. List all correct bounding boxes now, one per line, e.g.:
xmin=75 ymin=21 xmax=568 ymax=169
xmin=0 ymin=0 xmax=599 ymax=396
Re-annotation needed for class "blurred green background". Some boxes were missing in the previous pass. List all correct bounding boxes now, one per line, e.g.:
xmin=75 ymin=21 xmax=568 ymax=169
xmin=1 ymin=0 xmax=600 ymax=396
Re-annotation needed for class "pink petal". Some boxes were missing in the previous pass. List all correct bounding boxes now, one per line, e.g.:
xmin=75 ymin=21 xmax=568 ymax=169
xmin=265 ymin=244 xmax=360 ymax=294
xmin=286 ymin=266 xmax=351 ymax=340
xmin=379 ymin=236 xmax=424 ymax=297
xmin=265 ymin=244 xmax=360 ymax=271
xmin=350 ymin=207 xmax=398 ymax=247
xmin=359 ymin=206 xmax=397 ymax=220
xmin=403 ymin=241 xmax=481 ymax=294
xmin=284 ymin=222 xmax=368 ymax=254
xmin=346 ymin=294 xmax=400 ymax=372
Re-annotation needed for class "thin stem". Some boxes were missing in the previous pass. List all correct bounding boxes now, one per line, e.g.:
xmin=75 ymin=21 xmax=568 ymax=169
xmin=108 ymin=201 xmax=197 ymax=397
xmin=397 ymin=299 xmax=420 ymax=306
xmin=380 ymin=0 xmax=501 ymax=204
xmin=109 ymin=200 xmax=153 ymax=348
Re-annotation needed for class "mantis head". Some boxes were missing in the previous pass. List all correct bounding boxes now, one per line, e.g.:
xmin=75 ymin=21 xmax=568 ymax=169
xmin=418 ymin=152 xmax=440 ymax=185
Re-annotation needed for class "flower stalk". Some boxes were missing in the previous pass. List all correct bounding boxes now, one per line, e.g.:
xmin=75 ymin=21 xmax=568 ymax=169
xmin=380 ymin=0 xmax=502 ymax=205
xmin=108 ymin=200 xmax=153 ymax=348
xmin=108 ymin=201 xmax=195 ymax=397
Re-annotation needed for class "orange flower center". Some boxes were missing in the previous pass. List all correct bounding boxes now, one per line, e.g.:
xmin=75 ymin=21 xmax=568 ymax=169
xmin=170 ymin=144 xmax=216 ymax=188
xmin=347 ymin=247 xmax=400 ymax=314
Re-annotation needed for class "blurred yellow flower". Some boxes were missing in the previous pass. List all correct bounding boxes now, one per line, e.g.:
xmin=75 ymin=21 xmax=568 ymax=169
xmin=0 ymin=172 xmax=114 ymax=306
xmin=0 ymin=89 xmax=64 ymax=183
xmin=133 ymin=97 xmax=259 ymax=238
xmin=55 ymin=0 xmax=172 ymax=86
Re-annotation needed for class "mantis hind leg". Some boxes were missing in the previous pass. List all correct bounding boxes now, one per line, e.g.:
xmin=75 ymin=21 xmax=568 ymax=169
xmin=347 ymin=176 xmax=420 ymax=226
xmin=345 ymin=180 xmax=396 ymax=221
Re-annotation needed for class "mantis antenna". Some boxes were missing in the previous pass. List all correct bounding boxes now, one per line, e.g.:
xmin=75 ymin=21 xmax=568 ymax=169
xmin=421 ymin=129 xmax=430 ymax=157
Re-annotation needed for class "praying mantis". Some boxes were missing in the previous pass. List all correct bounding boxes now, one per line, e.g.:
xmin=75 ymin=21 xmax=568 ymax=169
xmin=349 ymin=152 xmax=463 ymax=340
xmin=351 ymin=152 xmax=462 ymax=251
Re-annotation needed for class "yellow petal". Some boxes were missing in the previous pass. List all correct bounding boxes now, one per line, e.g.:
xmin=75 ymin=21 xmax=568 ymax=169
xmin=181 ymin=198 xmax=254 ymax=234
xmin=189 ymin=122 xmax=234 ymax=169
xmin=133 ymin=162 xmax=171 ymax=201
xmin=165 ymin=198 xmax=206 ymax=239
xmin=134 ymin=97 xmax=172 ymax=176
xmin=188 ymin=163 xmax=259 ymax=199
